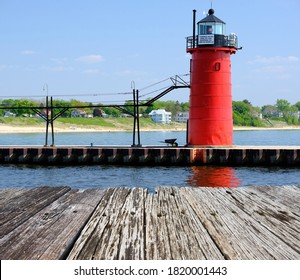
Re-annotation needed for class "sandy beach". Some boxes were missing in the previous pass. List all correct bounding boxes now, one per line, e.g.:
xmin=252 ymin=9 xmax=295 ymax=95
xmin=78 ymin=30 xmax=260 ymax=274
xmin=0 ymin=123 xmax=300 ymax=133
xmin=233 ymin=126 xmax=300 ymax=131
xmin=0 ymin=124 xmax=187 ymax=133
xmin=0 ymin=124 xmax=133 ymax=133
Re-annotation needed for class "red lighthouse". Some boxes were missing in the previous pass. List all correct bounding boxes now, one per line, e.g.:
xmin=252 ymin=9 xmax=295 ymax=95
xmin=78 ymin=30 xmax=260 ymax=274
xmin=187 ymin=9 xmax=239 ymax=146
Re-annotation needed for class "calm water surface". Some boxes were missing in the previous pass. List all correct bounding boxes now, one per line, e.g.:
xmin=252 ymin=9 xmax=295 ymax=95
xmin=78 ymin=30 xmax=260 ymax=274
xmin=0 ymin=130 xmax=299 ymax=190
xmin=0 ymin=129 xmax=300 ymax=146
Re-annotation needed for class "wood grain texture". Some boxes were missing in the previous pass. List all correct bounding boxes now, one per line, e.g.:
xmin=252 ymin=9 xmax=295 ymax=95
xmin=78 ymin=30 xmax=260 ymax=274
xmin=144 ymin=187 xmax=224 ymax=260
xmin=0 ymin=186 xmax=299 ymax=260
xmin=180 ymin=187 xmax=299 ymax=259
xmin=0 ymin=187 xmax=104 ymax=259
xmin=0 ymin=186 xmax=70 ymax=238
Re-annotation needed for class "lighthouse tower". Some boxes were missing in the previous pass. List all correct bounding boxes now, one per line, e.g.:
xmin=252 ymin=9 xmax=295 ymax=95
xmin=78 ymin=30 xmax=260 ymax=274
xmin=186 ymin=9 xmax=239 ymax=146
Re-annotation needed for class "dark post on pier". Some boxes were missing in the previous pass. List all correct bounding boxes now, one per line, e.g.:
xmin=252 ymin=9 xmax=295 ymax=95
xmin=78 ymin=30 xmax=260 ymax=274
xmin=132 ymin=88 xmax=141 ymax=147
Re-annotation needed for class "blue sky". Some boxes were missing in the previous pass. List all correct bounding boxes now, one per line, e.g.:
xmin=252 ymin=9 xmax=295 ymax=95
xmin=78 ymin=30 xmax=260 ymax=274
xmin=0 ymin=0 xmax=299 ymax=106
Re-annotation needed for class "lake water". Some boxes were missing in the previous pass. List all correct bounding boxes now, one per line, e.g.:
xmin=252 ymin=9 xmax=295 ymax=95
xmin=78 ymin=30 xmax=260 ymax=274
xmin=0 ymin=130 xmax=299 ymax=191
xmin=0 ymin=129 xmax=300 ymax=146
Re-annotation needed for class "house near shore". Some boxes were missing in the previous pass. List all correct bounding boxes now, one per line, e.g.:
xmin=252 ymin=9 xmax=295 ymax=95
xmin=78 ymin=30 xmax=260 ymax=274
xmin=71 ymin=109 xmax=93 ymax=118
xmin=174 ymin=112 xmax=189 ymax=123
xmin=3 ymin=111 xmax=16 ymax=117
xmin=149 ymin=109 xmax=171 ymax=124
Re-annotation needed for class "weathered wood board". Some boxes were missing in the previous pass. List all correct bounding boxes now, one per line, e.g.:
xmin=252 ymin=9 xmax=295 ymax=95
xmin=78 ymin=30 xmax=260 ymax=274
xmin=0 ymin=186 xmax=71 ymax=238
xmin=143 ymin=187 xmax=224 ymax=260
xmin=0 ymin=186 xmax=299 ymax=260
xmin=180 ymin=187 xmax=299 ymax=259
xmin=0 ymin=187 xmax=105 ymax=259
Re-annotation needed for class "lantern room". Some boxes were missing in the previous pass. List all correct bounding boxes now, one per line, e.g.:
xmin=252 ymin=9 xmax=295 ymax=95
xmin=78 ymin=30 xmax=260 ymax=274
xmin=186 ymin=8 xmax=238 ymax=50
xmin=198 ymin=8 xmax=226 ymax=36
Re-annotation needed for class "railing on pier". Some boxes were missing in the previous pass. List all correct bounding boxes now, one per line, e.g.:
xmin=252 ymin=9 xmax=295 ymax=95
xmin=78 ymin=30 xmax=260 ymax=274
xmin=186 ymin=34 xmax=239 ymax=50
xmin=0 ymin=74 xmax=190 ymax=147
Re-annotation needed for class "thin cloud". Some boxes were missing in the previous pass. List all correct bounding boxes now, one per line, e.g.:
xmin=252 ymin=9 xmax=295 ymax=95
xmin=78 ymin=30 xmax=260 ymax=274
xmin=0 ymin=64 xmax=18 ymax=70
xmin=51 ymin=58 xmax=68 ymax=64
xmin=248 ymin=55 xmax=300 ymax=79
xmin=41 ymin=65 xmax=74 ymax=72
xmin=115 ymin=69 xmax=145 ymax=77
xmin=83 ymin=69 xmax=101 ymax=74
xmin=287 ymin=56 xmax=299 ymax=62
xmin=21 ymin=50 xmax=37 ymax=55
xmin=248 ymin=55 xmax=299 ymax=65
xmin=76 ymin=54 xmax=104 ymax=63
xmin=254 ymin=65 xmax=286 ymax=73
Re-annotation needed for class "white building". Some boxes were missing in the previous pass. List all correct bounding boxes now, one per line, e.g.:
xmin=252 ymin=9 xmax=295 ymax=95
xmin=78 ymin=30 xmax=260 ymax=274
xmin=71 ymin=109 xmax=88 ymax=118
xmin=149 ymin=109 xmax=172 ymax=124
xmin=174 ymin=112 xmax=189 ymax=123
xmin=3 ymin=111 xmax=16 ymax=117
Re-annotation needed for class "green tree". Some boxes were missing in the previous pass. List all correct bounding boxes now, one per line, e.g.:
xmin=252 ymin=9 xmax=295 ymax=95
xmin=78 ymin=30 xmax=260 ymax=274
xmin=232 ymin=101 xmax=263 ymax=127
xmin=144 ymin=100 xmax=189 ymax=116
xmin=232 ymin=101 xmax=250 ymax=115
xmin=287 ymin=106 xmax=299 ymax=125
xmin=1 ymin=99 xmax=38 ymax=116
xmin=242 ymin=99 xmax=252 ymax=105
xmin=52 ymin=99 xmax=72 ymax=117
xmin=262 ymin=105 xmax=278 ymax=117
xmin=294 ymin=101 xmax=300 ymax=111
xmin=102 ymin=107 xmax=121 ymax=117
xmin=181 ymin=102 xmax=190 ymax=112
xmin=276 ymin=99 xmax=290 ymax=117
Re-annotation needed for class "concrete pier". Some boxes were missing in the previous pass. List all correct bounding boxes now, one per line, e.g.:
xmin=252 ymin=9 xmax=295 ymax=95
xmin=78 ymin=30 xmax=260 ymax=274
xmin=0 ymin=146 xmax=300 ymax=166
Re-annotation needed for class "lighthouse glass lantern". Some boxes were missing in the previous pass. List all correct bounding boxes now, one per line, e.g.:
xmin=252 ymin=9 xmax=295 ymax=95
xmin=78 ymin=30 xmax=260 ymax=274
xmin=198 ymin=11 xmax=225 ymax=35
xmin=186 ymin=9 xmax=239 ymax=146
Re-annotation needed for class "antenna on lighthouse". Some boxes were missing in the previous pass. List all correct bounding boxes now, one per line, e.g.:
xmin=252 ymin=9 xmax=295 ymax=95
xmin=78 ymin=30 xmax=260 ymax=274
xmin=203 ymin=1 xmax=213 ymax=15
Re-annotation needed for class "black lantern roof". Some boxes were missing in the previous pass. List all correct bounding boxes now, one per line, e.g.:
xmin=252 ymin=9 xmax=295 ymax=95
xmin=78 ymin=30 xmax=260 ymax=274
xmin=198 ymin=9 xmax=225 ymax=24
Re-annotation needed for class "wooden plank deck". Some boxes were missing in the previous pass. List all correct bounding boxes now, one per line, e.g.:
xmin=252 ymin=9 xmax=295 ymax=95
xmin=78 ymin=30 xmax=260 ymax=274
xmin=0 ymin=186 xmax=299 ymax=260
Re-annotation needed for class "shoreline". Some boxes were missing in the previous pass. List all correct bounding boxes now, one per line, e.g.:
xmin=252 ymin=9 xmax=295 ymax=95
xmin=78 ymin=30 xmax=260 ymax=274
xmin=1 ymin=124 xmax=300 ymax=134
xmin=0 ymin=124 xmax=187 ymax=134
xmin=233 ymin=126 xmax=300 ymax=131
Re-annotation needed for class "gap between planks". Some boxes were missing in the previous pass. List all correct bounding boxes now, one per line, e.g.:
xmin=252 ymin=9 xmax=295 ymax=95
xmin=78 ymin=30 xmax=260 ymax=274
xmin=67 ymin=186 xmax=300 ymax=260
xmin=0 ymin=186 xmax=299 ymax=260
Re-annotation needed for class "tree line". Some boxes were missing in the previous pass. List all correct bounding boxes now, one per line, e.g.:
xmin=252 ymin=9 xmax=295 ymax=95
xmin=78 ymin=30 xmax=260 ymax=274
xmin=1 ymin=98 xmax=299 ymax=126
xmin=0 ymin=98 xmax=190 ymax=118
xmin=233 ymin=99 xmax=300 ymax=126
